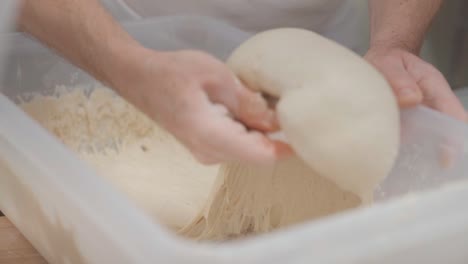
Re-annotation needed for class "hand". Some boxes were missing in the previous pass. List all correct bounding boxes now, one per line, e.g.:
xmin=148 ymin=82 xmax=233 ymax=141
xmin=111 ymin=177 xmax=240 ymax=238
xmin=364 ymin=47 xmax=467 ymax=122
xmin=116 ymin=49 xmax=292 ymax=165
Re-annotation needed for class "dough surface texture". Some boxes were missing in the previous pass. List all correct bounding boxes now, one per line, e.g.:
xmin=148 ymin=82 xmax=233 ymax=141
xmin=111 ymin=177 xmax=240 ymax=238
xmin=19 ymin=28 xmax=399 ymax=241
xmin=20 ymin=87 xmax=219 ymax=231
xmin=181 ymin=28 xmax=400 ymax=238
xmin=18 ymin=85 xmax=355 ymax=240
xmin=226 ymin=28 xmax=400 ymax=201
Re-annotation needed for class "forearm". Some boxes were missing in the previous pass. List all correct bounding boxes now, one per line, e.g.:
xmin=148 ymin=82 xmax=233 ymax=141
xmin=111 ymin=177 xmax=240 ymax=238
xmin=368 ymin=0 xmax=443 ymax=54
xmin=18 ymin=0 xmax=148 ymax=90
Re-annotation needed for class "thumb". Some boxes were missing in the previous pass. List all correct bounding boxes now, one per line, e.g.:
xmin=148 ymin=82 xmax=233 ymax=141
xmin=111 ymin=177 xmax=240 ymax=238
xmin=366 ymin=54 xmax=423 ymax=107
xmin=403 ymin=54 xmax=467 ymax=122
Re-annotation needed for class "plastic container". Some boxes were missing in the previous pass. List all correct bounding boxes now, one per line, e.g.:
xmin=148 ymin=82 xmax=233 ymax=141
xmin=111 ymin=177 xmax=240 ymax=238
xmin=455 ymin=87 xmax=468 ymax=110
xmin=1 ymin=16 xmax=468 ymax=263
xmin=0 ymin=1 xmax=16 ymax=33
xmin=0 ymin=0 xmax=17 ymax=76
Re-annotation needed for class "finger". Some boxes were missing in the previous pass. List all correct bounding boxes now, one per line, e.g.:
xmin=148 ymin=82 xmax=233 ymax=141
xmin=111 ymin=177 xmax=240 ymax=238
xmin=399 ymin=107 xmax=461 ymax=169
xmin=183 ymin=91 xmax=292 ymax=164
xmin=236 ymin=84 xmax=280 ymax=131
xmin=402 ymin=54 xmax=467 ymax=167
xmin=422 ymin=79 xmax=465 ymax=122
xmin=190 ymin=110 xmax=292 ymax=164
xmin=205 ymin=75 xmax=279 ymax=132
xmin=438 ymin=142 xmax=458 ymax=169
xmin=374 ymin=59 xmax=423 ymax=107
xmin=404 ymin=54 xmax=466 ymax=122
xmin=209 ymin=123 xmax=293 ymax=164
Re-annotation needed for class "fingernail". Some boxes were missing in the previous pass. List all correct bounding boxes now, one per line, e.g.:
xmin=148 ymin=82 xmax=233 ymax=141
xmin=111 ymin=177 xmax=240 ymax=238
xmin=398 ymin=88 xmax=421 ymax=106
xmin=439 ymin=144 xmax=457 ymax=169
xmin=399 ymin=88 xmax=416 ymax=97
xmin=274 ymin=142 xmax=295 ymax=159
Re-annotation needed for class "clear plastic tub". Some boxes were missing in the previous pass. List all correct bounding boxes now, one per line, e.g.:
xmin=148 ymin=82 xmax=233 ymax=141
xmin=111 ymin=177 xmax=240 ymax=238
xmin=0 ymin=0 xmax=17 ymax=75
xmin=455 ymin=87 xmax=468 ymax=110
xmin=1 ymin=16 xmax=468 ymax=263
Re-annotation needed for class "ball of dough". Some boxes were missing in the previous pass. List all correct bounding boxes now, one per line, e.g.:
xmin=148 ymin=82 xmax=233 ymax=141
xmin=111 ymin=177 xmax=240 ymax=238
xmin=226 ymin=28 xmax=400 ymax=201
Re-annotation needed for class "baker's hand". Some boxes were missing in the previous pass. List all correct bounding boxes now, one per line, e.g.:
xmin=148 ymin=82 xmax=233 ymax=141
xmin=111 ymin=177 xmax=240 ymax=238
xmin=117 ymin=49 xmax=292 ymax=165
xmin=365 ymin=47 xmax=467 ymax=122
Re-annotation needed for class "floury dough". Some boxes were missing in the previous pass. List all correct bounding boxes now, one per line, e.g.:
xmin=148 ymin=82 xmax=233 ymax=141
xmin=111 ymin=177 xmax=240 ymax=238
xmin=21 ymin=86 xmax=359 ymax=240
xmin=20 ymin=87 xmax=219 ymax=231
xmin=19 ymin=28 xmax=399 ymax=241
xmin=182 ymin=28 xmax=400 ymax=238
xmin=226 ymin=28 xmax=400 ymax=202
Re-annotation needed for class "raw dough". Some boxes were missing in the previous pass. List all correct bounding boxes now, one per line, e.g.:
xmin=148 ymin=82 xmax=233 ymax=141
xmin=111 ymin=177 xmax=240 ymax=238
xmin=178 ymin=159 xmax=359 ymax=240
xmin=19 ymin=85 xmax=357 ymax=240
xmin=181 ymin=28 xmax=400 ymax=238
xmin=20 ymin=87 xmax=219 ymax=231
xmin=227 ymin=28 xmax=400 ymax=201
xmin=19 ymin=28 xmax=399 ymax=241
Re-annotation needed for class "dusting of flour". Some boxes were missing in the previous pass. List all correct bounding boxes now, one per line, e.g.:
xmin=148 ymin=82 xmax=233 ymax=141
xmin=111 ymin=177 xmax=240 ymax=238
xmin=20 ymin=86 xmax=219 ymax=231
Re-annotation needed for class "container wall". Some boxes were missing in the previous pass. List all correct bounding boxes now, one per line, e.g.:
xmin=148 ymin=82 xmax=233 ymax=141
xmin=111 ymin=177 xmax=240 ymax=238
xmin=1 ymin=16 xmax=468 ymax=264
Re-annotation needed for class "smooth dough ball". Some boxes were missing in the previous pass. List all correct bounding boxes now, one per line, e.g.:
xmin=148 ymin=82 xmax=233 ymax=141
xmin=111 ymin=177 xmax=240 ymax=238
xmin=226 ymin=28 xmax=400 ymax=201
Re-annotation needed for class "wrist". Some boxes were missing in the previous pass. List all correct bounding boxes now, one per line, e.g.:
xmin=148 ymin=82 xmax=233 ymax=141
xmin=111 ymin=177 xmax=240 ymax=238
xmin=101 ymin=40 xmax=158 ymax=95
xmin=369 ymin=36 xmax=421 ymax=55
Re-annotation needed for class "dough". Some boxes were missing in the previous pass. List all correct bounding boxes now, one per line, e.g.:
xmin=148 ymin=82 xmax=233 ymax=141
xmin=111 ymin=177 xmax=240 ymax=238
xmin=19 ymin=85 xmax=357 ymax=241
xmin=20 ymin=87 xmax=219 ymax=231
xmin=180 ymin=28 xmax=400 ymax=238
xmin=178 ymin=159 xmax=359 ymax=240
xmin=227 ymin=28 xmax=400 ymax=201
xmin=19 ymin=28 xmax=399 ymax=241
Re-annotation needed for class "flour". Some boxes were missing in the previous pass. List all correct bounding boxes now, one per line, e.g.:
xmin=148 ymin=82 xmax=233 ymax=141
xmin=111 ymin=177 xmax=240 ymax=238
xmin=20 ymin=85 xmax=362 ymax=240
xmin=20 ymin=86 xmax=218 ymax=231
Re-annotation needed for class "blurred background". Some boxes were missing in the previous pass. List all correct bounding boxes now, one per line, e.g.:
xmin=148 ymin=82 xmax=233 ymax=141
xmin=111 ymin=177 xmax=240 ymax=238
xmin=413 ymin=0 xmax=468 ymax=109
xmin=109 ymin=0 xmax=468 ymax=99
xmin=354 ymin=0 xmax=468 ymax=89
xmin=1 ymin=0 xmax=467 ymax=112
xmin=7 ymin=0 xmax=468 ymax=90
xmin=422 ymin=0 xmax=468 ymax=90
xmin=351 ymin=0 xmax=468 ymax=108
